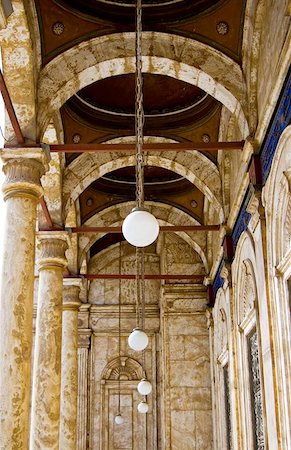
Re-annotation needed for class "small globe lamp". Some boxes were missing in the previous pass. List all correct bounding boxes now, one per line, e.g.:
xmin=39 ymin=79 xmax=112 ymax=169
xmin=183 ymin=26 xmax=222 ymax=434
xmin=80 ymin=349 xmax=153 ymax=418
xmin=128 ymin=328 xmax=149 ymax=352
xmin=137 ymin=378 xmax=152 ymax=396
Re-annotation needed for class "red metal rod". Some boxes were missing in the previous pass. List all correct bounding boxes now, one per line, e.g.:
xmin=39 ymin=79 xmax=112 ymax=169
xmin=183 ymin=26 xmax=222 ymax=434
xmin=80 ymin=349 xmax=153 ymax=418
xmin=39 ymin=197 xmax=54 ymax=228
xmin=73 ymin=274 xmax=205 ymax=280
xmin=49 ymin=141 xmax=244 ymax=153
xmin=63 ymin=225 xmax=220 ymax=233
xmin=0 ymin=69 xmax=25 ymax=145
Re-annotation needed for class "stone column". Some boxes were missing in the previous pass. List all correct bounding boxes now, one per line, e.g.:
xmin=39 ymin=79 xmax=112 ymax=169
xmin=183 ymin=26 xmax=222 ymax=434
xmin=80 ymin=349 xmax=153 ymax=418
xmin=77 ymin=328 xmax=91 ymax=450
xmin=30 ymin=232 xmax=69 ymax=450
xmin=60 ymin=280 xmax=82 ymax=450
xmin=0 ymin=149 xmax=47 ymax=450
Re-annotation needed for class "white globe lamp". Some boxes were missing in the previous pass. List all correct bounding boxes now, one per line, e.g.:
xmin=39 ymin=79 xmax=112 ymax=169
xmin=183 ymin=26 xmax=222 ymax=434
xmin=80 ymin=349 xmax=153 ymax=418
xmin=128 ymin=328 xmax=149 ymax=351
xmin=137 ymin=401 xmax=149 ymax=414
xmin=122 ymin=207 xmax=159 ymax=247
xmin=114 ymin=414 xmax=124 ymax=425
xmin=137 ymin=378 xmax=152 ymax=396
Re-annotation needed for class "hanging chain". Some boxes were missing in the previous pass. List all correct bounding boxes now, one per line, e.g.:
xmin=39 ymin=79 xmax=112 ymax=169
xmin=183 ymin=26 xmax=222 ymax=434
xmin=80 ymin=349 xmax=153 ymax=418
xmin=135 ymin=247 xmax=141 ymax=328
xmin=135 ymin=0 xmax=144 ymax=209
xmin=118 ymin=242 xmax=122 ymax=414
xmin=135 ymin=0 xmax=146 ymax=339
xmin=140 ymin=248 xmax=145 ymax=331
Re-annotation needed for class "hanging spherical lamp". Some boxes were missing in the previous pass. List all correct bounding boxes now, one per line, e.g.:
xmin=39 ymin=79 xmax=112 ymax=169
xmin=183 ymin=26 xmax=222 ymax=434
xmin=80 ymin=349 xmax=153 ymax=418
xmin=122 ymin=207 xmax=159 ymax=247
xmin=128 ymin=328 xmax=149 ymax=352
xmin=137 ymin=401 xmax=149 ymax=414
xmin=137 ymin=378 xmax=152 ymax=396
xmin=114 ymin=414 xmax=124 ymax=425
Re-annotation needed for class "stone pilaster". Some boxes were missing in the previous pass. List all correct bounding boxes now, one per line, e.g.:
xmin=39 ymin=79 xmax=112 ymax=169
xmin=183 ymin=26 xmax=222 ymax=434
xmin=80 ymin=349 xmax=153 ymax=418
xmin=77 ymin=326 xmax=91 ymax=450
xmin=160 ymin=284 xmax=213 ymax=450
xmin=0 ymin=149 xmax=47 ymax=450
xmin=30 ymin=232 xmax=69 ymax=450
xmin=60 ymin=280 xmax=82 ymax=450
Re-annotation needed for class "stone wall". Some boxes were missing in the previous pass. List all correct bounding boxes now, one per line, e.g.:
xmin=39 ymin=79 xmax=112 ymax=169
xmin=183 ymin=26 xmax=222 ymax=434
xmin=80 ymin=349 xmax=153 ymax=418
xmin=160 ymin=285 xmax=212 ymax=450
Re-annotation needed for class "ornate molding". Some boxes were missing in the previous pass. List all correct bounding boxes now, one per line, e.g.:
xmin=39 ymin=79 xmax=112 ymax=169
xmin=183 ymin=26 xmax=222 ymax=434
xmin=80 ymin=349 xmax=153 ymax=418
xmin=206 ymin=308 xmax=214 ymax=329
xmin=1 ymin=148 xmax=49 ymax=200
xmin=37 ymin=232 xmax=69 ymax=271
xmin=63 ymin=285 xmax=81 ymax=310
xmin=102 ymin=356 xmax=143 ymax=381
xmin=77 ymin=329 xmax=92 ymax=348
xmin=260 ymin=67 xmax=291 ymax=184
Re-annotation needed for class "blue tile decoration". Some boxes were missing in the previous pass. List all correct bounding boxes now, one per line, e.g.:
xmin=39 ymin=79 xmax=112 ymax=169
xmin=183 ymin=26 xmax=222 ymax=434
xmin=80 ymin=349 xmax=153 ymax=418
xmin=231 ymin=186 xmax=252 ymax=251
xmin=213 ymin=258 xmax=224 ymax=297
xmin=260 ymin=67 xmax=291 ymax=183
xmin=211 ymin=69 xmax=290 ymax=306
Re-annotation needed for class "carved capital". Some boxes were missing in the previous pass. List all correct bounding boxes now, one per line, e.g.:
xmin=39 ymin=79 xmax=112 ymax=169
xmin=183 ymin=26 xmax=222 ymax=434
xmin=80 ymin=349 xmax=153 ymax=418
xmin=37 ymin=232 xmax=69 ymax=271
xmin=206 ymin=308 xmax=214 ymax=329
xmin=78 ymin=329 xmax=92 ymax=348
xmin=1 ymin=148 xmax=48 ymax=200
xmin=220 ymin=263 xmax=232 ymax=287
xmin=63 ymin=285 xmax=81 ymax=311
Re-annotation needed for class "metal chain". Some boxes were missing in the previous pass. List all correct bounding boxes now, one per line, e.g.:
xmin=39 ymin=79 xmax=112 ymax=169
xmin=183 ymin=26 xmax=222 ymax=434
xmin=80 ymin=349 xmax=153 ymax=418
xmin=118 ymin=242 xmax=122 ymax=414
xmin=135 ymin=246 xmax=141 ymax=328
xmin=135 ymin=0 xmax=144 ymax=209
xmin=134 ymin=0 xmax=146 ymax=342
xmin=140 ymin=248 xmax=145 ymax=331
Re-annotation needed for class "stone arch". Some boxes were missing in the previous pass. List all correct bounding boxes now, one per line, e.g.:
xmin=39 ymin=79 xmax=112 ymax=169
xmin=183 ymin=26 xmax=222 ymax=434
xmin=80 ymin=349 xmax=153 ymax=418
xmin=232 ymin=231 xmax=259 ymax=325
xmin=263 ymin=125 xmax=291 ymax=449
xmin=0 ymin=1 xmax=37 ymax=140
xmin=213 ymin=290 xmax=230 ymax=357
xmin=212 ymin=288 xmax=232 ymax=450
xmin=37 ymin=32 xmax=249 ymax=137
xmin=264 ymin=125 xmax=291 ymax=265
xmin=102 ymin=356 xmax=143 ymax=381
xmin=78 ymin=200 xmax=209 ymax=272
xmin=63 ymin=153 xmax=223 ymax=221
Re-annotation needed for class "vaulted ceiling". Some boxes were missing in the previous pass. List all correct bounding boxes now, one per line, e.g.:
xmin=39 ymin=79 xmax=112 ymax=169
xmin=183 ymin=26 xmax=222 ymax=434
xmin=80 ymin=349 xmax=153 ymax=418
xmin=33 ymin=0 xmax=246 ymax=258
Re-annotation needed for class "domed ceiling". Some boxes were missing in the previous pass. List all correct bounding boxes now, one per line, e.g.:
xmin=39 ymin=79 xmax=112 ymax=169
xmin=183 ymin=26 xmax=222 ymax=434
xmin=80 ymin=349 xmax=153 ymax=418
xmin=53 ymin=0 xmax=224 ymax=23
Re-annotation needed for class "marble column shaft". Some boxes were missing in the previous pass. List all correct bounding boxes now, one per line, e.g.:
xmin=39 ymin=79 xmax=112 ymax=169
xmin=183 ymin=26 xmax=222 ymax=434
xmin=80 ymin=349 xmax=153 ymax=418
xmin=77 ymin=330 xmax=91 ymax=450
xmin=0 ymin=149 xmax=47 ymax=450
xmin=30 ymin=233 xmax=68 ymax=450
xmin=60 ymin=282 xmax=81 ymax=450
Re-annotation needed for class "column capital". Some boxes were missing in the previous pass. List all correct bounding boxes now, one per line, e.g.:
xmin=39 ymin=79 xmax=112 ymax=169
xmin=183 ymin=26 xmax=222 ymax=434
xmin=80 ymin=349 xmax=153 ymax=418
xmin=63 ymin=284 xmax=81 ymax=311
xmin=1 ymin=147 xmax=49 ymax=200
xmin=78 ymin=329 xmax=92 ymax=348
xmin=37 ymin=232 xmax=69 ymax=271
xmin=206 ymin=308 xmax=214 ymax=329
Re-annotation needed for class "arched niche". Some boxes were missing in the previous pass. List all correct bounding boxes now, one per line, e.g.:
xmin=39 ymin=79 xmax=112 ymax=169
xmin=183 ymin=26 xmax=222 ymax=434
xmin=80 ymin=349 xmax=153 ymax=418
xmin=263 ymin=125 xmax=291 ymax=449
xmin=102 ymin=356 xmax=143 ymax=381
xmin=231 ymin=231 xmax=269 ymax=450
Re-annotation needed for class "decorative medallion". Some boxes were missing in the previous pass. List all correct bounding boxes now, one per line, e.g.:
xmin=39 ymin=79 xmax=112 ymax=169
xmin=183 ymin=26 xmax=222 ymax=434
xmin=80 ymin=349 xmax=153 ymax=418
xmin=86 ymin=198 xmax=94 ymax=207
xmin=190 ymin=199 xmax=198 ymax=208
xmin=216 ymin=21 xmax=229 ymax=35
xmin=72 ymin=133 xmax=81 ymax=143
xmin=52 ymin=21 xmax=65 ymax=35
xmin=202 ymin=133 xmax=211 ymax=143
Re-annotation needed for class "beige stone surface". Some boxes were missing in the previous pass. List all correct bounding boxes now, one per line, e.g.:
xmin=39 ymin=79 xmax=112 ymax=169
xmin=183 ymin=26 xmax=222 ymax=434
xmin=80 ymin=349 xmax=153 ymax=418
xmin=38 ymin=32 xmax=248 ymax=136
xmin=0 ymin=150 xmax=46 ymax=450
xmin=0 ymin=3 xmax=290 ymax=450
xmin=30 ymin=233 xmax=68 ymax=450
xmin=161 ymin=285 xmax=213 ymax=449
xmin=60 ymin=282 xmax=81 ymax=450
